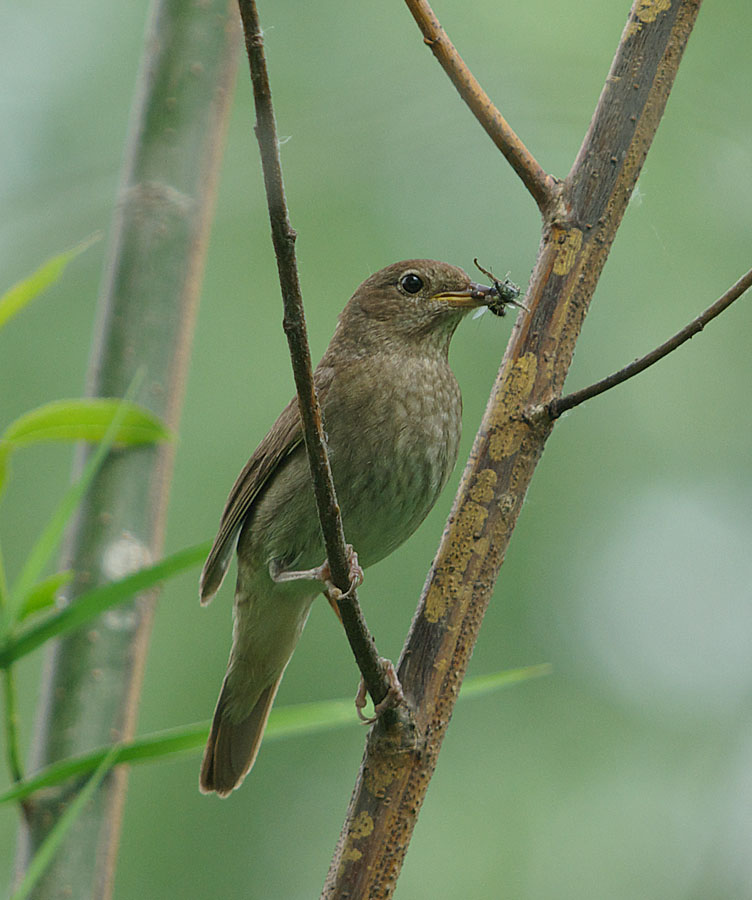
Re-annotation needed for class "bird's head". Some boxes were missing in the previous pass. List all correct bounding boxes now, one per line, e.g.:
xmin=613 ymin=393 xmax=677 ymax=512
xmin=334 ymin=259 xmax=504 ymax=357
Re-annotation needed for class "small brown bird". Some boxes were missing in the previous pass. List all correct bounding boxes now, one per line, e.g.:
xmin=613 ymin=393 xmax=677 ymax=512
xmin=199 ymin=259 xmax=506 ymax=796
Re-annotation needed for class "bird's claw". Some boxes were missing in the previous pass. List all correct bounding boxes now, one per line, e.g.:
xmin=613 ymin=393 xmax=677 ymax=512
xmin=355 ymin=658 xmax=404 ymax=724
xmin=323 ymin=544 xmax=364 ymax=609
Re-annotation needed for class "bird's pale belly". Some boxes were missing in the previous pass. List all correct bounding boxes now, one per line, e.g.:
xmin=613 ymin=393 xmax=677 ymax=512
xmin=241 ymin=360 xmax=462 ymax=576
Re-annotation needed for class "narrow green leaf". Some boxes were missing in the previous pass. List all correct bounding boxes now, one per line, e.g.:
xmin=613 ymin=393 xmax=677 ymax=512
xmin=0 ymin=667 xmax=550 ymax=804
xmin=0 ymin=543 xmax=209 ymax=667
xmin=0 ymin=235 xmax=99 ymax=333
xmin=17 ymin=571 xmax=73 ymax=622
xmin=459 ymin=663 xmax=552 ymax=698
xmin=1 ymin=399 xmax=171 ymax=449
xmin=8 ymin=372 xmax=145 ymax=618
xmin=9 ymin=747 xmax=118 ymax=900
xmin=0 ymin=445 xmax=9 ymax=497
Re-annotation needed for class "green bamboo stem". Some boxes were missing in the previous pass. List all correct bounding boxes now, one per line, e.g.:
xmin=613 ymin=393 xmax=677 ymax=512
xmin=13 ymin=1 xmax=240 ymax=897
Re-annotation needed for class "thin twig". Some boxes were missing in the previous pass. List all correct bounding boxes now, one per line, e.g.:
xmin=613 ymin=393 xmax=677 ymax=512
xmin=237 ymin=0 xmax=391 ymax=709
xmin=404 ymin=0 xmax=555 ymax=213
xmin=550 ymin=267 xmax=752 ymax=419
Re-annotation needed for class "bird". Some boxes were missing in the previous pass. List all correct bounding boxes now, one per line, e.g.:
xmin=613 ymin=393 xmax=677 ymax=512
xmin=198 ymin=259 xmax=511 ymax=796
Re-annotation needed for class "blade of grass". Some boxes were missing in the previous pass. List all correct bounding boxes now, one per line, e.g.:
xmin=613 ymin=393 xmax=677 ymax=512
xmin=458 ymin=663 xmax=552 ymax=698
xmin=2 ymin=667 xmax=23 ymax=783
xmin=0 ymin=236 xmax=99 ymax=333
xmin=0 ymin=666 xmax=550 ymax=804
xmin=1 ymin=398 xmax=170 ymax=449
xmin=8 ymin=747 xmax=118 ymax=900
xmin=0 ymin=543 xmax=209 ymax=668
xmin=8 ymin=371 xmax=147 ymax=617
xmin=17 ymin=571 xmax=73 ymax=623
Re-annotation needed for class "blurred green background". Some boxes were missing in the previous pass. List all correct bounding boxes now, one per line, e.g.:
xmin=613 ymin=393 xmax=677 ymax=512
xmin=2 ymin=1 xmax=751 ymax=897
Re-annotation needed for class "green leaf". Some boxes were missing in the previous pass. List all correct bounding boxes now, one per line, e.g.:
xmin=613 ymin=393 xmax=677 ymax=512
xmin=1 ymin=399 xmax=171 ymax=449
xmin=7 ymin=372 xmax=145 ymax=618
xmin=8 ymin=747 xmax=118 ymax=900
xmin=0 ymin=399 xmax=170 ymax=498
xmin=0 ymin=235 xmax=99 ymax=333
xmin=17 ymin=571 xmax=73 ymax=622
xmin=0 ymin=666 xmax=551 ymax=804
xmin=0 ymin=699 xmax=356 ymax=805
xmin=0 ymin=543 xmax=209 ymax=667
xmin=458 ymin=663 xmax=552 ymax=698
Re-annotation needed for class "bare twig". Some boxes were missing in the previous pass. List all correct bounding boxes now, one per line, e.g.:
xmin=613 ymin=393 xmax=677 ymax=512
xmin=237 ymin=0 xmax=393 ymax=710
xmin=550 ymin=266 xmax=752 ymax=418
xmin=404 ymin=0 xmax=555 ymax=212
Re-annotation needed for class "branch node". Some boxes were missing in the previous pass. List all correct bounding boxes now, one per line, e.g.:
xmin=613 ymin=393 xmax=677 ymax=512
xmin=522 ymin=402 xmax=554 ymax=431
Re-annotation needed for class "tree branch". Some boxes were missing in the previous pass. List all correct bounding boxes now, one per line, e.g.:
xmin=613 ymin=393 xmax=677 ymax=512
xmin=323 ymin=2 xmax=704 ymax=896
xmin=404 ymin=0 xmax=556 ymax=213
xmin=236 ymin=0 xmax=393 ymax=710
xmin=549 ymin=266 xmax=752 ymax=418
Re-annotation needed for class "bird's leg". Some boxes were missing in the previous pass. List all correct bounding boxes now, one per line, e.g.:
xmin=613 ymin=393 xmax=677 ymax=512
xmin=317 ymin=545 xmax=364 ymax=615
xmin=269 ymin=545 xmax=364 ymax=620
xmin=355 ymin=658 xmax=405 ymax=724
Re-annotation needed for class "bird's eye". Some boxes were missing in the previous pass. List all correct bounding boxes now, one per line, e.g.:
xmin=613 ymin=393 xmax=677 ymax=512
xmin=399 ymin=273 xmax=424 ymax=294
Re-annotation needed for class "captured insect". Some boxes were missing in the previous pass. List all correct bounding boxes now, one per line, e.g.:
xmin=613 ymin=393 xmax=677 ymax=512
xmin=473 ymin=259 xmax=527 ymax=317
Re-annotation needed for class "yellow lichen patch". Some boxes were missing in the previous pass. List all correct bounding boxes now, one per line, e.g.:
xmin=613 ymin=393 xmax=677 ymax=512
xmin=365 ymin=758 xmax=398 ymax=797
xmin=636 ymin=0 xmax=671 ymax=23
xmin=469 ymin=468 xmax=497 ymax=504
xmin=626 ymin=0 xmax=670 ymax=35
xmin=473 ymin=535 xmax=490 ymax=559
xmin=552 ymin=227 xmax=583 ymax=276
xmin=342 ymin=846 xmax=362 ymax=863
xmin=488 ymin=353 xmax=537 ymax=461
xmin=424 ymin=580 xmax=451 ymax=624
xmin=424 ymin=499 xmax=489 ymax=623
xmin=433 ymin=656 xmax=449 ymax=674
xmin=350 ymin=811 xmax=375 ymax=839
xmin=489 ymin=421 xmax=526 ymax=460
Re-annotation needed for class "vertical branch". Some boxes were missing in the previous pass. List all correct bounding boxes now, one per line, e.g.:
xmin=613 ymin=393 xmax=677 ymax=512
xmin=14 ymin=1 xmax=239 ymax=897
xmin=323 ymin=2 xmax=703 ymax=896
xmin=236 ymin=0 xmax=391 ymax=706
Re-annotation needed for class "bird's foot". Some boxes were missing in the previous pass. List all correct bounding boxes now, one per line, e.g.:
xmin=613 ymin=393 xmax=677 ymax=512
xmin=270 ymin=544 xmax=363 ymax=593
xmin=355 ymin=658 xmax=404 ymax=724
xmin=320 ymin=545 xmax=364 ymax=620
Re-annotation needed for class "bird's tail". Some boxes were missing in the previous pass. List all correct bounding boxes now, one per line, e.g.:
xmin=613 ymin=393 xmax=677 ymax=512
xmin=199 ymin=673 xmax=282 ymax=797
xmin=199 ymin=586 xmax=314 ymax=796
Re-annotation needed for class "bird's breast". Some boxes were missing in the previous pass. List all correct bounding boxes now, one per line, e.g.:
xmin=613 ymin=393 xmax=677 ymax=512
xmin=325 ymin=353 xmax=463 ymax=566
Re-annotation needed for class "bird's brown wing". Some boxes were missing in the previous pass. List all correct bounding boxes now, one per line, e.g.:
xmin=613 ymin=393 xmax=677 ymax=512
xmin=199 ymin=367 xmax=334 ymax=605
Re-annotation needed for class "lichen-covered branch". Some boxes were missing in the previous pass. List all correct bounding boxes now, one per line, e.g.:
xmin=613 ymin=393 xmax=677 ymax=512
xmin=323 ymin=2 xmax=703 ymax=896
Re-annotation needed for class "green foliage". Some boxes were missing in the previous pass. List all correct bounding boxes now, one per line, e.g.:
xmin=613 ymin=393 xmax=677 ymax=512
xmin=8 ymin=748 xmax=119 ymax=900
xmin=16 ymin=570 xmax=73 ymax=622
xmin=0 ymin=543 xmax=209 ymax=667
xmin=0 ymin=665 xmax=549 ymax=806
xmin=0 ymin=236 xmax=99 ymax=332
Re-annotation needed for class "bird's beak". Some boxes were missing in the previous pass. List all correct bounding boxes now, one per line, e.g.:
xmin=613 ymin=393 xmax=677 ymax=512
xmin=433 ymin=282 xmax=495 ymax=309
